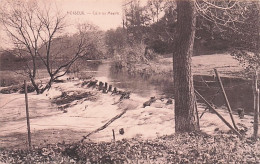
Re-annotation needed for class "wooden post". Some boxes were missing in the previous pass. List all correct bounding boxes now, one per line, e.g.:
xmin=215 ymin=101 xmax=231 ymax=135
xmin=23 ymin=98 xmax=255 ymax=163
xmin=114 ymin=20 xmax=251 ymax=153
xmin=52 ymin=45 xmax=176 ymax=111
xmin=112 ymin=87 xmax=117 ymax=94
xmin=254 ymin=89 xmax=259 ymax=139
xmin=112 ymin=129 xmax=115 ymax=142
xmin=214 ymin=69 xmax=238 ymax=130
xmin=24 ymin=80 xmax=31 ymax=149
xmin=195 ymin=90 xmax=242 ymax=138
xmin=253 ymin=69 xmax=259 ymax=139
xmin=102 ymin=88 xmax=107 ymax=93
xmin=104 ymin=82 xmax=108 ymax=90
xmin=194 ymin=95 xmax=200 ymax=129
xmin=98 ymin=82 xmax=103 ymax=90
xmin=108 ymin=85 xmax=112 ymax=92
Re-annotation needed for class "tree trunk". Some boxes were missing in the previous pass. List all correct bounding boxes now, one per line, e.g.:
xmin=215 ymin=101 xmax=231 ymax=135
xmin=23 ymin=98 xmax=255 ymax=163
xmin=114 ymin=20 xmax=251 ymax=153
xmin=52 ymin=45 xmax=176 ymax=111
xmin=30 ymin=76 xmax=40 ymax=94
xmin=173 ymin=0 xmax=199 ymax=132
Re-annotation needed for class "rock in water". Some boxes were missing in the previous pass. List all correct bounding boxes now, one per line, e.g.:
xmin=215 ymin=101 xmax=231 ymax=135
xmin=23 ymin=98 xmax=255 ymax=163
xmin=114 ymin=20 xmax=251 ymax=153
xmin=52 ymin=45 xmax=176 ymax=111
xmin=143 ymin=97 xmax=156 ymax=108
xmin=119 ymin=128 xmax=124 ymax=135
xmin=237 ymin=108 xmax=244 ymax=119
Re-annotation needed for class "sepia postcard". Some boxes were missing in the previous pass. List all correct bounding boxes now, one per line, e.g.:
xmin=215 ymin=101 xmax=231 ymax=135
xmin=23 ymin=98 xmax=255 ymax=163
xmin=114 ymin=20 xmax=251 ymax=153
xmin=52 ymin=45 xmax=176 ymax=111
xmin=0 ymin=0 xmax=259 ymax=163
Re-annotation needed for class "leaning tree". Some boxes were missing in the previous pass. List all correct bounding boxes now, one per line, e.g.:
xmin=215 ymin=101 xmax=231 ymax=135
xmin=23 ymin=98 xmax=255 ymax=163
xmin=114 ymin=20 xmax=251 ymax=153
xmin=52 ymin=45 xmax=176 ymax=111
xmin=0 ymin=0 xmax=92 ymax=94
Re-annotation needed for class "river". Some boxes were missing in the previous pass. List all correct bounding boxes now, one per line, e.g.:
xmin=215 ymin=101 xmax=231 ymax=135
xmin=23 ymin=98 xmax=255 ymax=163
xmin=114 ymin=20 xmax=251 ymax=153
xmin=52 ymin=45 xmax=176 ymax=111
xmin=81 ymin=60 xmax=169 ymax=98
xmin=78 ymin=60 xmax=254 ymax=115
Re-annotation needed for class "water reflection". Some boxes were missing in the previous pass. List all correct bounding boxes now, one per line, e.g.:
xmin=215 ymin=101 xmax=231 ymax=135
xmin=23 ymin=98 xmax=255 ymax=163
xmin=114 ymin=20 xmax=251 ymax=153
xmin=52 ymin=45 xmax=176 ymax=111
xmin=80 ymin=60 xmax=253 ymax=114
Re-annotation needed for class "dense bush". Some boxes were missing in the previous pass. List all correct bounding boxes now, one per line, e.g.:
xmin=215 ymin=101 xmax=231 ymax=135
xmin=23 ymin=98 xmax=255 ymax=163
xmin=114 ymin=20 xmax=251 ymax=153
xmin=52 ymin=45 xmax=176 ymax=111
xmin=112 ymin=43 xmax=157 ymax=70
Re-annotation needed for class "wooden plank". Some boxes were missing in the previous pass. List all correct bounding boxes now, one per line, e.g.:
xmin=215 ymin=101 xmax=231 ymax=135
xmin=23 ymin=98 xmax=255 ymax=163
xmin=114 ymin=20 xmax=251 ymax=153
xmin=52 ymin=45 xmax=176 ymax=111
xmin=195 ymin=90 xmax=242 ymax=138
xmin=254 ymin=88 xmax=259 ymax=139
xmin=194 ymin=95 xmax=200 ymax=129
xmin=112 ymin=129 xmax=116 ymax=142
xmin=214 ymin=68 xmax=238 ymax=130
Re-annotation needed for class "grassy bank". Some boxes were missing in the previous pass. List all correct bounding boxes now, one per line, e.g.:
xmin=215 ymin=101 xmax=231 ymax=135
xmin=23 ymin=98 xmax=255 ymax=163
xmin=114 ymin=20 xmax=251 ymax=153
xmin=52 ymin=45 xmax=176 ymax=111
xmin=1 ymin=53 xmax=259 ymax=163
xmin=113 ymin=53 xmax=245 ymax=79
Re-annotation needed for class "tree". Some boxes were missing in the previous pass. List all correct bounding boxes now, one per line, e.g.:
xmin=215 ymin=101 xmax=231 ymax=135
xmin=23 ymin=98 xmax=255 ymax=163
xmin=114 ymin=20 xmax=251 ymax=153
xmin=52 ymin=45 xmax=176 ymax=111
xmin=146 ymin=0 xmax=164 ymax=23
xmin=173 ymin=0 xmax=199 ymax=132
xmin=123 ymin=0 xmax=150 ymax=43
xmin=105 ymin=27 xmax=127 ymax=56
xmin=193 ymin=1 xmax=258 ymax=136
xmin=0 ymin=0 xmax=91 ymax=94
xmin=144 ymin=1 xmax=177 ymax=54
xmin=173 ymin=0 xmax=254 ymax=133
xmin=226 ymin=2 xmax=260 ymax=139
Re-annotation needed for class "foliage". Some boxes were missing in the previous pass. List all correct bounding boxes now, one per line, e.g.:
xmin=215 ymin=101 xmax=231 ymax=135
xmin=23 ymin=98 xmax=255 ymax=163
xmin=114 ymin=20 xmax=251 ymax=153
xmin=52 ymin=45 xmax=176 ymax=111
xmin=1 ymin=133 xmax=260 ymax=163
xmin=144 ymin=3 xmax=177 ymax=54
xmin=122 ymin=0 xmax=254 ymax=55
xmin=231 ymin=50 xmax=260 ymax=74
xmin=121 ymin=0 xmax=177 ymax=54
xmin=123 ymin=0 xmax=151 ymax=43
xmin=228 ymin=3 xmax=260 ymax=73
xmin=195 ymin=1 xmax=260 ymax=70
xmin=105 ymin=27 xmax=128 ymax=56
xmin=112 ymin=43 xmax=156 ymax=72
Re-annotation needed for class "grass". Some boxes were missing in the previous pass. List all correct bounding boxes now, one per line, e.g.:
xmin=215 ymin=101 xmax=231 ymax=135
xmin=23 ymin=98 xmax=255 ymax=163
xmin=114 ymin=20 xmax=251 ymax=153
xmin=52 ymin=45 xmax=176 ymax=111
xmin=117 ymin=53 xmax=245 ymax=79
xmin=0 ymin=133 xmax=259 ymax=163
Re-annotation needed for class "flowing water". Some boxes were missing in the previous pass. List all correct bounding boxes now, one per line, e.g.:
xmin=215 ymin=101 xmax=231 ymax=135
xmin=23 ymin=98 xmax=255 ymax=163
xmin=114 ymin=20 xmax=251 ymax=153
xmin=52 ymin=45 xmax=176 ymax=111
xmin=80 ymin=61 xmax=169 ymax=97
xmin=80 ymin=60 xmax=254 ymax=114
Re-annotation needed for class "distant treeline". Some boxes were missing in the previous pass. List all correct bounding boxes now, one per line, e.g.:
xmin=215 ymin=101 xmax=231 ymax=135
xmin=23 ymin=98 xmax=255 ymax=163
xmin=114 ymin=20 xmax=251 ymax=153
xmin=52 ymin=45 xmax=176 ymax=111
xmin=106 ymin=0 xmax=258 ymax=56
xmin=1 ymin=0 xmax=258 ymax=69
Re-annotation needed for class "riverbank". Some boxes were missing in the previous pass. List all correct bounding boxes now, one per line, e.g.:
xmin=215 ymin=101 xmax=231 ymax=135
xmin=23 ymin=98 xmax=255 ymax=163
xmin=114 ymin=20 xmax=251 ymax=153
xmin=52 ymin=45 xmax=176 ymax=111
xmin=111 ymin=53 xmax=255 ymax=113
xmin=1 ymin=54 xmax=259 ymax=163
xmin=0 ymin=74 xmax=256 ymax=146
xmin=118 ymin=53 xmax=245 ymax=79
xmin=0 ymin=74 xmax=259 ymax=163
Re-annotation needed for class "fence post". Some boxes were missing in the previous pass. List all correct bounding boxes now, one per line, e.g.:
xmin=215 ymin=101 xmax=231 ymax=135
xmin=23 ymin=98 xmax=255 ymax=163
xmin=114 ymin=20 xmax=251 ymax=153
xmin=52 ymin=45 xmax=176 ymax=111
xmin=254 ymin=89 xmax=259 ymax=139
xmin=24 ymin=80 xmax=31 ymax=149
xmin=214 ymin=69 xmax=238 ymax=130
xmin=194 ymin=95 xmax=200 ymax=129
xmin=108 ymin=85 xmax=112 ymax=92
xmin=195 ymin=90 xmax=242 ymax=138
xmin=253 ymin=70 xmax=259 ymax=139
xmin=112 ymin=129 xmax=115 ymax=142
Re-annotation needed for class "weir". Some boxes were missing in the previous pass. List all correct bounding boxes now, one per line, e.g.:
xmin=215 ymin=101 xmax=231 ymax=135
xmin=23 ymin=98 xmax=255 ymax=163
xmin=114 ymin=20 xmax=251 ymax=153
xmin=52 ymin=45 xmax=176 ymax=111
xmin=79 ymin=60 xmax=254 ymax=114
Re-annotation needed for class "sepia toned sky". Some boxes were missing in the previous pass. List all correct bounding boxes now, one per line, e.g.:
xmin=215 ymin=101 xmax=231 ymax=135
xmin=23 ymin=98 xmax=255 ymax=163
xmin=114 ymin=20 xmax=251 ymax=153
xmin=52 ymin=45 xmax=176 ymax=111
xmin=1 ymin=0 xmax=148 ymax=49
xmin=55 ymin=0 xmax=124 ymax=30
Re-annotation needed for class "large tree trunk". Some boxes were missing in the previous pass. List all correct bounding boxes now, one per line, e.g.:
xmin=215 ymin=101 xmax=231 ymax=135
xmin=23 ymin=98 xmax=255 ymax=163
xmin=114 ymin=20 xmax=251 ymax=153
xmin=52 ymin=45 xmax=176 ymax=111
xmin=173 ymin=0 xmax=199 ymax=132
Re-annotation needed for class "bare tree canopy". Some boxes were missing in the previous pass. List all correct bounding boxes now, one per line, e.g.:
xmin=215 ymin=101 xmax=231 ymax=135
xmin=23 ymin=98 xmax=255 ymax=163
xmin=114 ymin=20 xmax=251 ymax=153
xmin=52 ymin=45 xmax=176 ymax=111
xmin=0 ymin=0 xmax=93 ymax=94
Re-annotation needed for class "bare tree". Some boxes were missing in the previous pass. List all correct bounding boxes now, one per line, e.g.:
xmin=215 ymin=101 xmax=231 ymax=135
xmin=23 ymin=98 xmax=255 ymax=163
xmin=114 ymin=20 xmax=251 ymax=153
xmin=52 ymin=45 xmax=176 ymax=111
xmin=0 ymin=0 xmax=91 ymax=94
xmin=146 ymin=0 xmax=164 ymax=23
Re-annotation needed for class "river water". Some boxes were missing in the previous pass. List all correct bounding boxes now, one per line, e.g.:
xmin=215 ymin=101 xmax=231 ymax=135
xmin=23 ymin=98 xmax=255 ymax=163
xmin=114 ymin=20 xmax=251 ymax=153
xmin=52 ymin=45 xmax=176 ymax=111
xmin=78 ymin=60 xmax=254 ymax=114
xmin=81 ymin=61 xmax=169 ymax=98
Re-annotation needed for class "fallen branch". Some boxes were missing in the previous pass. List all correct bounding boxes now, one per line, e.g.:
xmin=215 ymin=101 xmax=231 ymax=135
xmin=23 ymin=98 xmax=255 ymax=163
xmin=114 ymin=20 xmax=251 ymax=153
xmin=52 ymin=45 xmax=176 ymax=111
xmin=81 ymin=108 xmax=128 ymax=142
xmin=195 ymin=90 xmax=242 ymax=138
xmin=214 ymin=68 xmax=238 ymax=130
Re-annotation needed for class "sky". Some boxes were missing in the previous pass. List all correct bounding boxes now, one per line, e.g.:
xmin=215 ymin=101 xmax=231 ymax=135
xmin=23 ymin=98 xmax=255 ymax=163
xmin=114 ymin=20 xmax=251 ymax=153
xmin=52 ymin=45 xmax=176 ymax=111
xmin=1 ymin=0 xmax=143 ymax=49
xmin=55 ymin=0 xmax=124 ymax=30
